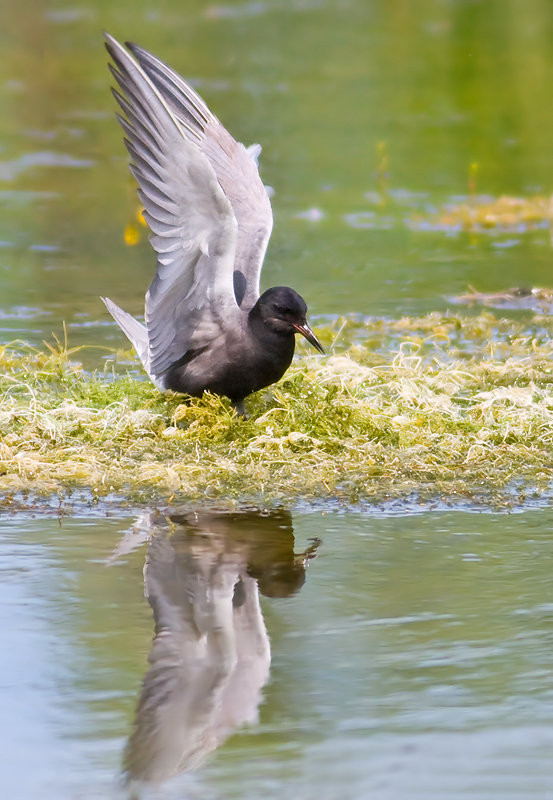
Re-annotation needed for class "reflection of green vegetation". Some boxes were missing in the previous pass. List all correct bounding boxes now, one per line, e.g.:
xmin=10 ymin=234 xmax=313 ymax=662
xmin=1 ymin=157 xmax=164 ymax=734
xmin=3 ymin=313 xmax=553 ymax=510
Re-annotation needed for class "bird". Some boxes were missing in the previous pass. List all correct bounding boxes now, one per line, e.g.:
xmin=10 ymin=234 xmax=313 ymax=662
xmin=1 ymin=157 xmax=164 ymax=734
xmin=102 ymin=34 xmax=324 ymax=416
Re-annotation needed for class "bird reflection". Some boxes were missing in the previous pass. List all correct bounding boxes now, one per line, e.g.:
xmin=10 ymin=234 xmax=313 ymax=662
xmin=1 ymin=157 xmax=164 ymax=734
xmin=121 ymin=509 xmax=319 ymax=785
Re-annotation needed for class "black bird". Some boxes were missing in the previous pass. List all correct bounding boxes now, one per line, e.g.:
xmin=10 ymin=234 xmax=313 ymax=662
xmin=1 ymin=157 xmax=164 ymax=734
xmin=102 ymin=35 xmax=324 ymax=415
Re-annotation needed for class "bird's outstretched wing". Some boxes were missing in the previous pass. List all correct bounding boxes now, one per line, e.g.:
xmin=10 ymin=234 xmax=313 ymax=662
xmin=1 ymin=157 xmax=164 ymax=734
xmin=125 ymin=40 xmax=274 ymax=311
xmin=105 ymin=34 xmax=240 ymax=379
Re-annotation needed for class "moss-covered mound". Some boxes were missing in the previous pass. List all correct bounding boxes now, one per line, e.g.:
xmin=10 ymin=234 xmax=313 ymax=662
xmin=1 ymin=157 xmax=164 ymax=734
xmin=2 ymin=311 xmax=553 ymax=510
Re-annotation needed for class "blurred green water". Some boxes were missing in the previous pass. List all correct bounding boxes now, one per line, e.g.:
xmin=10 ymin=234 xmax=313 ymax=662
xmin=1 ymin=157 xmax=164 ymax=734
xmin=2 ymin=0 xmax=553 ymax=347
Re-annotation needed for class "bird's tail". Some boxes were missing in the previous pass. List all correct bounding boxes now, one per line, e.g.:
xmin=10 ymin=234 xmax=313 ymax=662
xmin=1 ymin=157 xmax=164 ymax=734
xmin=101 ymin=296 xmax=163 ymax=389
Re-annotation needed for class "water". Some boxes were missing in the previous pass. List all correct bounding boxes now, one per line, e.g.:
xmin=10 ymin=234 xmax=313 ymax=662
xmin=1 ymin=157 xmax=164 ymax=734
xmin=2 ymin=508 xmax=553 ymax=798
xmin=4 ymin=0 xmax=553 ymax=348
xmin=2 ymin=0 xmax=553 ymax=795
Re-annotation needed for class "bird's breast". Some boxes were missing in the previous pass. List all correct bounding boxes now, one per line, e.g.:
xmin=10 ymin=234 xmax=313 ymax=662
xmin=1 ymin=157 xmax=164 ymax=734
xmin=163 ymin=328 xmax=295 ymax=402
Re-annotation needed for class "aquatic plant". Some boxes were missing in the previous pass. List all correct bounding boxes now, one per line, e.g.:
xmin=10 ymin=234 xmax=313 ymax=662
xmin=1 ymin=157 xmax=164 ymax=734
xmin=417 ymin=193 xmax=553 ymax=233
xmin=2 ymin=311 xmax=553 ymax=511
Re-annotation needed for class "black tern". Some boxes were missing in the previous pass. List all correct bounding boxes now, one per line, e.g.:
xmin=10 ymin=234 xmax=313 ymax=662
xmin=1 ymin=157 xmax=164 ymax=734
xmin=102 ymin=35 xmax=324 ymax=415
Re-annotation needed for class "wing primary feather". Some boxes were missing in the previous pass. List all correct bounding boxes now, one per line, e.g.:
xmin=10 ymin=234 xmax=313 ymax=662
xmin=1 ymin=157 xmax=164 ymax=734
xmin=111 ymin=96 xmax=162 ymax=155
xmin=112 ymin=89 xmax=163 ymax=141
xmin=137 ymin=68 xmax=207 ymax=138
xmin=109 ymin=73 xmax=165 ymax=144
xmin=129 ymin=167 xmax=178 ymax=212
xmin=124 ymin=141 xmax=166 ymax=185
xmin=109 ymin=53 xmax=200 ymax=144
xmin=104 ymin=34 xmax=240 ymax=379
xmin=126 ymin=41 xmax=211 ymax=126
xmin=121 ymin=39 xmax=274 ymax=311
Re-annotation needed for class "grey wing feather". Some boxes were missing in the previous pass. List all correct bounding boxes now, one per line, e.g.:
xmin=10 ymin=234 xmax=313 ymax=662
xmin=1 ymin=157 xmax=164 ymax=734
xmin=101 ymin=296 xmax=166 ymax=390
xmin=126 ymin=41 xmax=273 ymax=311
xmin=101 ymin=296 xmax=147 ymax=366
xmin=105 ymin=34 xmax=240 ymax=380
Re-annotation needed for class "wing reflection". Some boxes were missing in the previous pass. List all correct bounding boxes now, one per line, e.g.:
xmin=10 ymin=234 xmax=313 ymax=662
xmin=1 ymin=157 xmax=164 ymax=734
xmin=123 ymin=509 xmax=319 ymax=784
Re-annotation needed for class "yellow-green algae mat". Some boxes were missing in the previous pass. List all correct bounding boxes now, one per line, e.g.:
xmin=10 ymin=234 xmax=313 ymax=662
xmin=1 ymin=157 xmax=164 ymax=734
xmin=2 ymin=311 xmax=553 ymax=511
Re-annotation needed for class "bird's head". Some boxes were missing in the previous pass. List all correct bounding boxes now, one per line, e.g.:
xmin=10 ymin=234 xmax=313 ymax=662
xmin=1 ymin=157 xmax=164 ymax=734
xmin=255 ymin=287 xmax=324 ymax=353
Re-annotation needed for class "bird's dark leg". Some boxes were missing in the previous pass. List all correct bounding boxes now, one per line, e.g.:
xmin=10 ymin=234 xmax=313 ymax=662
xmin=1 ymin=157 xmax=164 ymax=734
xmin=233 ymin=399 xmax=249 ymax=419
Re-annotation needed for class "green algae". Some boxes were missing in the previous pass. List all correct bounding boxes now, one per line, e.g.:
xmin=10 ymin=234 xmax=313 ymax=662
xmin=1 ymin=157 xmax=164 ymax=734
xmin=415 ymin=193 xmax=553 ymax=233
xmin=2 ymin=312 xmax=553 ymax=511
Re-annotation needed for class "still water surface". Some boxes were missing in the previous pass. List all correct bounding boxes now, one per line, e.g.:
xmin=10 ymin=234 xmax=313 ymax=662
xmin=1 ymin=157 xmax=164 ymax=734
xmin=2 ymin=0 xmax=553 ymax=796
xmin=2 ymin=508 xmax=553 ymax=798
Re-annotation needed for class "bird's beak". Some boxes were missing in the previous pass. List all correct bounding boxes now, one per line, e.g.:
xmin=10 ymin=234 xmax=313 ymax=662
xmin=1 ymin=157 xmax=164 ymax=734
xmin=293 ymin=321 xmax=325 ymax=354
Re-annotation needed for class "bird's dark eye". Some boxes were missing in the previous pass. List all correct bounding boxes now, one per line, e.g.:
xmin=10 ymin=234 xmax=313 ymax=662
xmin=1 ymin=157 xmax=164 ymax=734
xmin=274 ymin=305 xmax=289 ymax=316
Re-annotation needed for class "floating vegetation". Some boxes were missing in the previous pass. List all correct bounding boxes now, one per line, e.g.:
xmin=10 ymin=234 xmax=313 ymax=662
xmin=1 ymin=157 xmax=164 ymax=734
xmin=411 ymin=193 xmax=553 ymax=233
xmin=452 ymin=285 xmax=553 ymax=313
xmin=2 ymin=312 xmax=553 ymax=512
xmin=356 ymin=182 xmax=553 ymax=236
